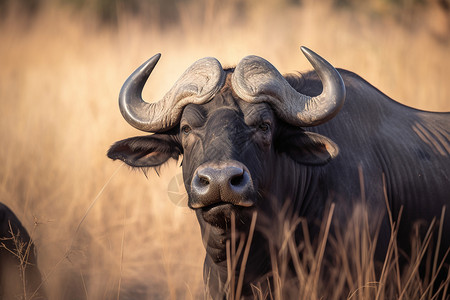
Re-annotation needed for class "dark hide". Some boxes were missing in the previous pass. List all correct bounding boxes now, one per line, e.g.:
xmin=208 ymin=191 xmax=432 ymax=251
xmin=0 ymin=203 xmax=46 ymax=299
xmin=108 ymin=68 xmax=450 ymax=299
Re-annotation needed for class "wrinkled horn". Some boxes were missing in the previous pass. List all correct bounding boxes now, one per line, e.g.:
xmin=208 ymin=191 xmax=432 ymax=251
xmin=231 ymin=46 xmax=345 ymax=127
xmin=119 ymin=54 xmax=226 ymax=132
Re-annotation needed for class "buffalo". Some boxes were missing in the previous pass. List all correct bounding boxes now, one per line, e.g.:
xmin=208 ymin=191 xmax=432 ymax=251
xmin=108 ymin=47 xmax=449 ymax=298
xmin=0 ymin=202 xmax=45 ymax=299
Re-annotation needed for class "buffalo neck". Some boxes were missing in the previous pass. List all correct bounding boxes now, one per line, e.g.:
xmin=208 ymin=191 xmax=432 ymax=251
xmin=196 ymin=153 xmax=325 ymax=298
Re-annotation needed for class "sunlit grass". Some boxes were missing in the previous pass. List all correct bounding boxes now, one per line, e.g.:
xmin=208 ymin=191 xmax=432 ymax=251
xmin=0 ymin=0 xmax=448 ymax=298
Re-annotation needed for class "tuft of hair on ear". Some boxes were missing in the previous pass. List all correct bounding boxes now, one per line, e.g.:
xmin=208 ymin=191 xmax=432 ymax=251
xmin=141 ymin=168 xmax=150 ymax=179
xmin=138 ymin=162 xmax=167 ymax=178
xmin=140 ymin=156 xmax=181 ymax=179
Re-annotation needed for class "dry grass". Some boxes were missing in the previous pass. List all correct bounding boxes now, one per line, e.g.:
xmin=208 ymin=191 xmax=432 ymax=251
xmin=1 ymin=221 xmax=40 ymax=299
xmin=0 ymin=0 xmax=449 ymax=299
xmin=205 ymin=201 xmax=449 ymax=299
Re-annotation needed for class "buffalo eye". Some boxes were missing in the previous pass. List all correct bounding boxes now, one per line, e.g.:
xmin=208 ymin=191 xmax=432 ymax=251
xmin=181 ymin=125 xmax=192 ymax=135
xmin=258 ymin=122 xmax=270 ymax=132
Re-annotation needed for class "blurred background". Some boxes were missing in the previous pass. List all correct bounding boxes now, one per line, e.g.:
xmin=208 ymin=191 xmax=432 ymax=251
xmin=0 ymin=0 xmax=449 ymax=298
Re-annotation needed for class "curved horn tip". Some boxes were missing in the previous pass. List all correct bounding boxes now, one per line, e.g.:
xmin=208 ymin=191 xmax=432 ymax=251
xmin=300 ymin=46 xmax=312 ymax=55
xmin=122 ymin=53 xmax=162 ymax=86
xmin=118 ymin=53 xmax=163 ymax=132
xmin=300 ymin=46 xmax=322 ymax=58
xmin=153 ymin=53 xmax=162 ymax=61
xmin=299 ymin=46 xmax=327 ymax=65
xmin=142 ymin=53 xmax=162 ymax=70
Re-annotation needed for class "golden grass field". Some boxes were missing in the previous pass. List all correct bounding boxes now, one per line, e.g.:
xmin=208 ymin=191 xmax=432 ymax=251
xmin=0 ymin=0 xmax=449 ymax=299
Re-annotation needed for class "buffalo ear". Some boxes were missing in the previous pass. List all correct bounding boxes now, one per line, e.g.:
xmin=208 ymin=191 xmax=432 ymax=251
xmin=107 ymin=134 xmax=181 ymax=168
xmin=279 ymin=131 xmax=339 ymax=165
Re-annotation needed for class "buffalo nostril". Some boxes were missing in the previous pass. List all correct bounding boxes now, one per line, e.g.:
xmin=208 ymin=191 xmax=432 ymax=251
xmin=230 ymin=173 xmax=244 ymax=186
xmin=198 ymin=176 xmax=210 ymax=186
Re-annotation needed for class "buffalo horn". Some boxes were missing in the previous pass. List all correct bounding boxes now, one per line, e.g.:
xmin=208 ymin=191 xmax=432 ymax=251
xmin=231 ymin=47 xmax=345 ymax=126
xmin=119 ymin=54 xmax=226 ymax=132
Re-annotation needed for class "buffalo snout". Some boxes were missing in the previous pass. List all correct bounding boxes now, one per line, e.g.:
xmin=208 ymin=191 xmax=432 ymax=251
xmin=190 ymin=161 xmax=255 ymax=209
